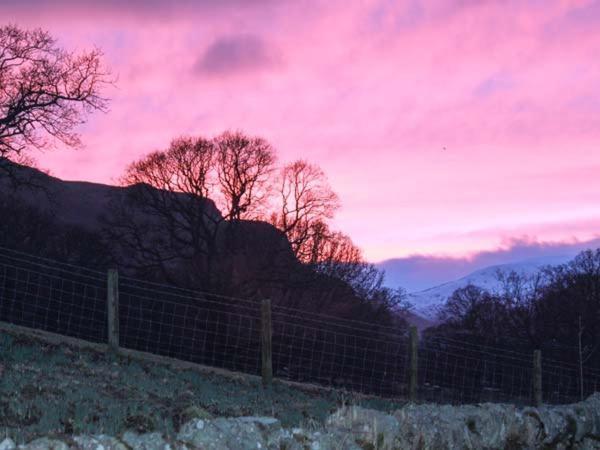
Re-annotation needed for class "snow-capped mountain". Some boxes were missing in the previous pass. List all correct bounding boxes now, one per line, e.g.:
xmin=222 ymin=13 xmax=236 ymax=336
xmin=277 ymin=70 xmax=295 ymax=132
xmin=406 ymin=255 xmax=573 ymax=321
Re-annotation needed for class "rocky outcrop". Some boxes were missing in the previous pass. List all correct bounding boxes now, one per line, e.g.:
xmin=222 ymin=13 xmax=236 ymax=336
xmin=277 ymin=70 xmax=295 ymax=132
xmin=3 ymin=394 xmax=600 ymax=449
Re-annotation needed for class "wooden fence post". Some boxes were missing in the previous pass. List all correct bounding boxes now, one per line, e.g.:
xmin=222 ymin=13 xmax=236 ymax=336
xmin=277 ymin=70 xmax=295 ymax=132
xmin=533 ymin=349 xmax=542 ymax=407
xmin=261 ymin=298 xmax=273 ymax=387
xmin=107 ymin=268 xmax=120 ymax=354
xmin=409 ymin=325 xmax=418 ymax=402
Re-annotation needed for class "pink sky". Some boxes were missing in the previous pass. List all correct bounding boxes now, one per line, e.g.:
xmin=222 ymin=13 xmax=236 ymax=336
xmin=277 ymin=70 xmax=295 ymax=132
xmin=3 ymin=0 xmax=600 ymax=262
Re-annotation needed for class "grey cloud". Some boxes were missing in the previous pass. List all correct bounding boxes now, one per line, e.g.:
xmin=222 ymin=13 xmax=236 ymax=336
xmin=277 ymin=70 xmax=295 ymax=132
xmin=474 ymin=72 xmax=514 ymax=97
xmin=194 ymin=34 xmax=280 ymax=76
xmin=377 ymin=237 xmax=600 ymax=292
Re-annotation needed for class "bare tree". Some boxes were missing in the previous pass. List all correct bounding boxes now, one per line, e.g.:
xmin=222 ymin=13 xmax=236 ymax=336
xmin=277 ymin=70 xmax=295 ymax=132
xmin=438 ymin=285 xmax=490 ymax=325
xmin=0 ymin=24 xmax=111 ymax=185
xmin=110 ymin=132 xmax=278 ymax=288
xmin=214 ymin=130 xmax=276 ymax=221
xmin=303 ymin=221 xmax=360 ymax=266
xmin=494 ymin=269 xmax=547 ymax=347
xmin=296 ymin=219 xmax=408 ymax=313
xmin=105 ymin=136 xmax=222 ymax=286
xmin=122 ymin=136 xmax=215 ymax=198
xmin=271 ymin=160 xmax=339 ymax=258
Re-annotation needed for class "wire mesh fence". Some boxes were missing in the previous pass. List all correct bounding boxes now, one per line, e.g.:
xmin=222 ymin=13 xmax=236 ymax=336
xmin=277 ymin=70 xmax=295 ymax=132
xmin=418 ymin=335 xmax=535 ymax=405
xmin=270 ymin=304 xmax=409 ymax=397
xmin=118 ymin=275 xmax=263 ymax=375
xmin=0 ymin=247 xmax=107 ymax=344
xmin=0 ymin=245 xmax=598 ymax=405
xmin=541 ymin=356 xmax=600 ymax=404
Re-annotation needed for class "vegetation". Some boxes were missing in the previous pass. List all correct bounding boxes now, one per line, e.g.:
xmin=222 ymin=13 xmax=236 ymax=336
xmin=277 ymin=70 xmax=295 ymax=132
xmin=422 ymin=249 xmax=600 ymax=404
xmin=432 ymin=249 xmax=600 ymax=362
xmin=0 ymin=327 xmax=404 ymax=445
xmin=0 ymin=24 xmax=111 ymax=187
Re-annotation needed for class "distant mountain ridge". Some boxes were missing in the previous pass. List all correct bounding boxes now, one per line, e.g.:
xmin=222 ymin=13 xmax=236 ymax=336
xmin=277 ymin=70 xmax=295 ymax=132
xmin=377 ymin=237 xmax=600 ymax=294
xmin=405 ymin=255 xmax=573 ymax=321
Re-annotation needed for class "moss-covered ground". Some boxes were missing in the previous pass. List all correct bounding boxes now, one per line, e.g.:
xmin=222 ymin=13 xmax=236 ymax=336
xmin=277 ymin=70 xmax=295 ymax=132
xmin=0 ymin=330 xmax=405 ymax=444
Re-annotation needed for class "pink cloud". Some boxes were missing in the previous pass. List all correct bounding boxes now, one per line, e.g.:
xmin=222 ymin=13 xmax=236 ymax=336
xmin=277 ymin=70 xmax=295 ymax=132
xmin=3 ymin=0 xmax=600 ymax=261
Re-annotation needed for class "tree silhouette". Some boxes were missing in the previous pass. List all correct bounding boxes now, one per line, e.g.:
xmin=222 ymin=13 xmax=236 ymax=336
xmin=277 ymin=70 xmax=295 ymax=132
xmin=105 ymin=136 xmax=221 ymax=287
xmin=270 ymin=160 xmax=339 ymax=260
xmin=0 ymin=24 xmax=111 ymax=185
xmin=122 ymin=136 xmax=215 ymax=199
xmin=108 ymin=132 xmax=279 ymax=289
xmin=214 ymin=130 xmax=276 ymax=221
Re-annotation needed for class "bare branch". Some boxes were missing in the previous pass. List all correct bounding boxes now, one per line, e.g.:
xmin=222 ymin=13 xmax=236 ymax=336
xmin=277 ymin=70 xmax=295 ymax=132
xmin=214 ymin=130 xmax=276 ymax=221
xmin=0 ymin=24 xmax=112 ymax=186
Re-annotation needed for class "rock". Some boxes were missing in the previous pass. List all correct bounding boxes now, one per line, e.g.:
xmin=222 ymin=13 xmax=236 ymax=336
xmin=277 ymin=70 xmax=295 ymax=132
xmin=19 ymin=438 xmax=69 ymax=450
xmin=275 ymin=427 xmax=362 ymax=450
xmin=177 ymin=416 xmax=284 ymax=450
xmin=392 ymin=402 xmax=542 ymax=449
xmin=579 ymin=437 xmax=600 ymax=450
xmin=0 ymin=438 xmax=16 ymax=450
xmin=237 ymin=417 xmax=281 ymax=435
xmin=278 ymin=427 xmax=312 ymax=450
xmin=121 ymin=431 xmax=170 ymax=450
xmin=72 ymin=435 xmax=128 ymax=450
xmin=523 ymin=393 xmax=600 ymax=448
xmin=178 ymin=405 xmax=213 ymax=425
xmin=306 ymin=430 xmax=363 ymax=450
xmin=326 ymin=406 xmax=400 ymax=449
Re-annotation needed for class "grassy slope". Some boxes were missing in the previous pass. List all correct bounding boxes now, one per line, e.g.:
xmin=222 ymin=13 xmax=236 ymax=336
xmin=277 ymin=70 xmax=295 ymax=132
xmin=0 ymin=325 xmax=405 ymax=445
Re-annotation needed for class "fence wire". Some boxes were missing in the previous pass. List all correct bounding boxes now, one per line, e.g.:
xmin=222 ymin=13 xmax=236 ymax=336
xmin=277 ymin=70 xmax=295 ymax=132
xmin=0 ymin=246 xmax=598 ymax=405
xmin=118 ymin=277 xmax=262 ymax=375
xmin=0 ymin=247 xmax=107 ymax=344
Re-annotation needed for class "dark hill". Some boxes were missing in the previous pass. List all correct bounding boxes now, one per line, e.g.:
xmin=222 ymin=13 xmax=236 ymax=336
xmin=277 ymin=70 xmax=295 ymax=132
xmin=0 ymin=159 xmax=408 ymax=397
xmin=0 ymin=159 xmax=380 ymax=318
xmin=0 ymin=159 xmax=298 ymax=290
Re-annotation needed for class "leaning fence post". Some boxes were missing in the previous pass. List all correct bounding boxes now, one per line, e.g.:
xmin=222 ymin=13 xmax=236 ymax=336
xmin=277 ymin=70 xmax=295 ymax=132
xmin=533 ymin=349 xmax=542 ymax=407
xmin=107 ymin=268 xmax=120 ymax=354
xmin=409 ymin=325 xmax=418 ymax=402
xmin=261 ymin=298 xmax=273 ymax=387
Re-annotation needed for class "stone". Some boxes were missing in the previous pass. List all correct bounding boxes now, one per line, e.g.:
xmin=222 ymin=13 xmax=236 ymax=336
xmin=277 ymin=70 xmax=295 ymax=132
xmin=177 ymin=416 xmax=284 ymax=450
xmin=19 ymin=438 xmax=69 ymax=450
xmin=120 ymin=431 xmax=170 ymax=450
xmin=306 ymin=430 xmax=363 ymax=450
xmin=579 ymin=437 xmax=600 ymax=450
xmin=178 ymin=405 xmax=213 ymax=425
xmin=0 ymin=438 xmax=16 ymax=450
xmin=326 ymin=406 xmax=400 ymax=449
xmin=72 ymin=435 xmax=128 ymax=450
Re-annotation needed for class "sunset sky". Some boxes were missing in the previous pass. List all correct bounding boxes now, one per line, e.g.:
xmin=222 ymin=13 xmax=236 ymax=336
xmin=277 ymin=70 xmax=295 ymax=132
xmin=3 ymin=0 xmax=600 ymax=263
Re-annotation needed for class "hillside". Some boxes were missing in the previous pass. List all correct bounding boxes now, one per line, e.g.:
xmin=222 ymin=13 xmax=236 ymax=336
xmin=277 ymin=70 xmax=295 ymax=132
xmin=0 ymin=321 xmax=402 ymax=445
xmin=0 ymin=160 xmax=366 ymax=318
xmin=2 ymin=321 xmax=600 ymax=449
xmin=0 ymin=159 xmax=294 ymax=275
